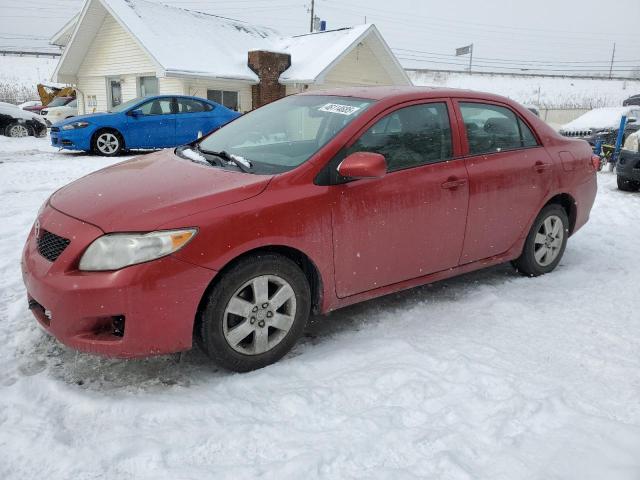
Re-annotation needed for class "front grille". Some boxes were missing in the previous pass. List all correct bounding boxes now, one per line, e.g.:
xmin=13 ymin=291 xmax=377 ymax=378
xmin=37 ymin=230 xmax=70 ymax=262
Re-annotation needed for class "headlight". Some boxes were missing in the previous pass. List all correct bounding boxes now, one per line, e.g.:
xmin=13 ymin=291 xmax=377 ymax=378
xmin=62 ymin=121 xmax=89 ymax=130
xmin=79 ymin=229 xmax=197 ymax=271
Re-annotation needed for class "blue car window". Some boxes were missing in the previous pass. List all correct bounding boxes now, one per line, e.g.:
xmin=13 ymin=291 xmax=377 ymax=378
xmin=177 ymin=98 xmax=210 ymax=113
xmin=139 ymin=99 xmax=173 ymax=115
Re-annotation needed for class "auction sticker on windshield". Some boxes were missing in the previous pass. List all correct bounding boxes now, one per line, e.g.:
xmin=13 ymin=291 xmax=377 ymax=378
xmin=319 ymin=103 xmax=361 ymax=115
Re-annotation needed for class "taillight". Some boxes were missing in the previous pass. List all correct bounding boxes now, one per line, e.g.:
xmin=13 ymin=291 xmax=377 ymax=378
xmin=591 ymin=154 xmax=601 ymax=172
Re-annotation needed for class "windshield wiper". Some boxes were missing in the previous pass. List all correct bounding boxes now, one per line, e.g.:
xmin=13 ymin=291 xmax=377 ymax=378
xmin=199 ymin=148 xmax=254 ymax=173
xmin=178 ymin=144 xmax=222 ymax=167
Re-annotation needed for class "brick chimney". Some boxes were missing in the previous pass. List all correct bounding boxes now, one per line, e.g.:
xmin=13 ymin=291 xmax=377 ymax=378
xmin=248 ymin=50 xmax=291 ymax=109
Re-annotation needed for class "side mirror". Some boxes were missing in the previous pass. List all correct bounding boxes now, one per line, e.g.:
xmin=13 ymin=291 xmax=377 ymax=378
xmin=627 ymin=117 xmax=637 ymax=124
xmin=337 ymin=152 xmax=386 ymax=179
xmin=129 ymin=108 xmax=143 ymax=117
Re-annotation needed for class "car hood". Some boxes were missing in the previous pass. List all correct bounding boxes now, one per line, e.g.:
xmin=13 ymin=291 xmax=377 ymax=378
xmin=56 ymin=111 xmax=117 ymax=126
xmin=50 ymin=149 xmax=273 ymax=232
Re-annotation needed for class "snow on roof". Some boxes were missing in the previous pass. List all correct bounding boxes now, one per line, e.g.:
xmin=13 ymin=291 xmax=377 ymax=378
xmin=105 ymin=0 xmax=280 ymax=82
xmin=57 ymin=0 xmax=391 ymax=85
xmin=276 ymin=25 xmax=371 ymax=84
xmin=562 ymin=106 xmax=637 ymax=130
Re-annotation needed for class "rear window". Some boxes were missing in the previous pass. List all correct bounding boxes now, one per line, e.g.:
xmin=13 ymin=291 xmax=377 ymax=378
xmin=460 ymin=102 xmax=538 ymax=155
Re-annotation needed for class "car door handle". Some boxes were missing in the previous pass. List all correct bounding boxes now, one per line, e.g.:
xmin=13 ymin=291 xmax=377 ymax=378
xmin=533 ymin=162 xmax=553 ymax=173
xmin=441 ymin=178 xmax=468 ymax=190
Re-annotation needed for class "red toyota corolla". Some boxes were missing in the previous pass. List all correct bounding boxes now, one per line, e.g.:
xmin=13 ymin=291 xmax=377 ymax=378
xmin=22 ymin=87 xmax=597 ymax=371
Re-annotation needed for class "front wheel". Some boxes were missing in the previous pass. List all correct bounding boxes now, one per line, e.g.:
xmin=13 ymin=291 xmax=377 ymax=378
xmin=5 ymin=123 xmax=32 ymax=137
xmin=512 ymin=204 xmax=569 ymax=277
xmin=198 ymin=254 xmax=311 ymax=372
xmin=92 ymin=130 xmax=123 ymax=156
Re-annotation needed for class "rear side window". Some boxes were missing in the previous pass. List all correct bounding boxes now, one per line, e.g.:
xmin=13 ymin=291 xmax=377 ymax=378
xmin=460 ymin=102 xmax=538 ymax=155
xmin=349 ymin=102 xmax=453 ymax=172
xmin=176 ymin=98 xmax=211 ymax=113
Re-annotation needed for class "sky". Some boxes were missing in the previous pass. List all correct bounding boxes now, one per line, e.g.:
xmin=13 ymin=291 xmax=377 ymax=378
xmin=1 ymin=0 xmax=639 ymax=76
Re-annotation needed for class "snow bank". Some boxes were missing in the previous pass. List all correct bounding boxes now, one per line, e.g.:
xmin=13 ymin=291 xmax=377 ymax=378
xmin=2 ymin=136 xmax=640 ymax=479
xmin=408 ymin=69 xmax=640 ymax=109
xmin=562 ymin=106 xmax=636 ymax=130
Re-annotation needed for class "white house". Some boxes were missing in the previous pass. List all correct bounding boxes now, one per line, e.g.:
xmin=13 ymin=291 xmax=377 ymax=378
xmin=52 ymin=0 xmax=410 ymax=114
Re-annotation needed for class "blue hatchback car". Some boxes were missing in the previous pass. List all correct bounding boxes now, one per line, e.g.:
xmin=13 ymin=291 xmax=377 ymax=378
xmin=51 ymin=95 xmax=241 ymax=156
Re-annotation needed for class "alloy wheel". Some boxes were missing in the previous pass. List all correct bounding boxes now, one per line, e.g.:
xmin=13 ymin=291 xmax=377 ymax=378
xmin=9 ymin=124 xmax=29 ymax=137
xmin=223 ymin=274 xmax=297 ymax=355
xmin=533 ymin=214 xmax=564 ymax=267
xmin=96 ymin=133 xmax=119 ymax=155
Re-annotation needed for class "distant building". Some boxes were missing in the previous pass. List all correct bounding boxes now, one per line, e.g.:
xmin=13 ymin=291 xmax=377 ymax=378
xmin=52 ymin=0 xmax=410 ymax=114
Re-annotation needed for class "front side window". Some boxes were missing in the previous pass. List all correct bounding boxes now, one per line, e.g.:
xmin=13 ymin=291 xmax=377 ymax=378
xmin=348 ymin=102 xmax=453 ymax=172
xmin=460 ymin=102 xmax=538 ymax=155
xmin=207 ymin=90 xmax=239 ymax=111
xmin=138 ymin=98 xmax=173 ymax=115
xmin=139 ymin=76 xmax=159 ymax=97
xmin=198 ymin=95 xmax=373 ymax=173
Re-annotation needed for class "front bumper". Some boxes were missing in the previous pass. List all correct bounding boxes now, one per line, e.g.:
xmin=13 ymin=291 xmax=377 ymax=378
xmin=50 ymin=126 xmax=93 ymax=151
xmin=21 ymin=205 xmax=215 ymax=358
xmin=617 ymin=150 xmax=640 ymax=181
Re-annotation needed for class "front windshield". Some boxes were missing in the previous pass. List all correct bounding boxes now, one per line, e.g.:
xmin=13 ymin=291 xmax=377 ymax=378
xmin=109 ymin=97 xmax=144 ymax=113
xmin=48 ymin=97 xmax=71 ymax=107
xmin=197 ymin=95 xmax=373 ymax=173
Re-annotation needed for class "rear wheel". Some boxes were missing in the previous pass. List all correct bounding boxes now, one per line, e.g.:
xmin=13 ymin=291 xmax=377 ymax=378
xmin=617 ymin=176 xmax=640 ymax=192
xmin=512 ymin=204 xmax=568 ymax=277
xmin=198 ymin=254 xmax=310 ymax=372
xmin=5 ymin=123 xmax=32 ymax=137
xmin=92 ymin=130 xmax=123 ymax=156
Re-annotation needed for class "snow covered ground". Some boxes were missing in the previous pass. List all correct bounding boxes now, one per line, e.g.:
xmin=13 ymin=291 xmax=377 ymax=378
xmin=1 ymin=136 xmax=640 ymax=479
xmin=408 ymin=69 xmax=640 ymax=109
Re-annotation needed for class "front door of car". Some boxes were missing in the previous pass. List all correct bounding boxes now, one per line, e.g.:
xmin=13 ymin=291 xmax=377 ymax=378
xmin=456 ymin=101 xmax=554 ymax=264
xmin=329 ymin=101 xmax=469 ymax=298
xmin=125 ymin=97 xmax=176 ymax=148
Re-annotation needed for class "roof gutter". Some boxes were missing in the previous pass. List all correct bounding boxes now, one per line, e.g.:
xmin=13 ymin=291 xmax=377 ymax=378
xmin=164 ymin=70 xmax=259 ymax=84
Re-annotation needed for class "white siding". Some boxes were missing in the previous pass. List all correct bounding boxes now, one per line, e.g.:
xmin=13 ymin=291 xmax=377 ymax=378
xmin=181 ymin=78 xmax=252 ymax=112
xmin=317 ymin=42 xmax=394 ymax=88
xmin=75 ymin=15 xmax=159 ymax=112
xmin=286 ymin=41 xmax=395 ymax=97
xmin=76 ymin=75 xmax=107 ymax=114
xmin=158 ymin=77 xmax=185 ymax=95
xmin=77 ymin=15 xmax=157 ymax=77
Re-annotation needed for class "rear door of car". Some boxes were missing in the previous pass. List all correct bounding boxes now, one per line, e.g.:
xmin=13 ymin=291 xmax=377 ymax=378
xmin=174 ymin=97 xmax=217 ymax=145
xmin=329 ymin=99 xmax=469 ymax=298
xmin=454 ymin=100 xmax=554 ymax=264
xmin=125 ymin=97 xmax=176 ymax=148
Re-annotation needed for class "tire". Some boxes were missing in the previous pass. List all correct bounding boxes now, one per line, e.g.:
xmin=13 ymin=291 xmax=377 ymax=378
xmin=4 ymin=123 xmax=32 ymax=138
xmin=92 ymin=129 xmax=123 ymax=156
xmin=512 ymin=204 xmax=569 ymax=277
xmin=617 ymin=176 xmax=640 ymax=192
xmin=198 ymin=253 xmax=311 ymax=372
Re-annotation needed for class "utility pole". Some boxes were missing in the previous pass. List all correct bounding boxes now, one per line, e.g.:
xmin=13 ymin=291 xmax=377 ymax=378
xmin=469 ymin=43 xmax=474 ymax=74
xmin=609 ymin=42 xmax=616 ymax=79
xmin=309 ymin=0 xmax=315 ymax=32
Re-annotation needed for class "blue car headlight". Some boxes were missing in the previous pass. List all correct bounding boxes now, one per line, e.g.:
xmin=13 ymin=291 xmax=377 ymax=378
xmin=62 ymin=121 xmax=90 ymax=130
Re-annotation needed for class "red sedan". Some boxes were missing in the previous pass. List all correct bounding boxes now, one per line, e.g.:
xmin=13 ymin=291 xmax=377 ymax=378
xmin=22 ymin=87 xmax=597 ymax=371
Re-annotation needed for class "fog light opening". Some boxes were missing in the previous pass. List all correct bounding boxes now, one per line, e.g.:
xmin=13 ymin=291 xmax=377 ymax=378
xmin=111 ymin=315 xmax=125 ymax=337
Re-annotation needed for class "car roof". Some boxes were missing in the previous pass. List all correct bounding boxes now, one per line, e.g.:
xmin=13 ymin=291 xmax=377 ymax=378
xmin=299 ymin=86 xmax=515 ymax=105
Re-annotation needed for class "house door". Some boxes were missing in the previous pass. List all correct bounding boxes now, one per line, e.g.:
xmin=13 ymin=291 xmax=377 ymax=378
xmin=107 ymin=77 xmax=122 ymax=108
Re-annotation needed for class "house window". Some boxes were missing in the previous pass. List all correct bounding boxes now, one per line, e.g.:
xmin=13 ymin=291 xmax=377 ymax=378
xmin=207 ymin=89 xmax=238 ymax=111
xmin=139 ymin=76 xmax=159 ymax=97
